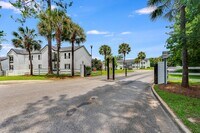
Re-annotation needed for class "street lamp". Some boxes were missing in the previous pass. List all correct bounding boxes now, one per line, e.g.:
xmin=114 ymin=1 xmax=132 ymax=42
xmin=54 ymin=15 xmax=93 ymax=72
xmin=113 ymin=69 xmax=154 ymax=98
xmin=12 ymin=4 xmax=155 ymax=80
xmin=90 ymin=45 xmax=93 ymax=69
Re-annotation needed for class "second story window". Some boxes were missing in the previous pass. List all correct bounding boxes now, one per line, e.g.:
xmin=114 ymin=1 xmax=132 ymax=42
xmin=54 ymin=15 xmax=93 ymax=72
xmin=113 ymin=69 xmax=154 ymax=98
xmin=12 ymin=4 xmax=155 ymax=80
xmin=64 ymin=53 xmax=70 ymax=59
xmin=64 ymin=53 xmax=67 ymax=59
xmin=67 ymin=53 xmax=70 ymax=59
xmin=9 ymin=56 xmax=14 ymax=63
xmin=38 ymin=55 xmax=41 ymax=60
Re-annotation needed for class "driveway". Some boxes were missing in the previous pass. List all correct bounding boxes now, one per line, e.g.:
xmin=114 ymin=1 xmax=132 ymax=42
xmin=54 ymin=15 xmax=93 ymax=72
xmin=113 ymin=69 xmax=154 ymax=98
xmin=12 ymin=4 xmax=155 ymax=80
xmin=0 ymin=71 xmax=181 ymax=133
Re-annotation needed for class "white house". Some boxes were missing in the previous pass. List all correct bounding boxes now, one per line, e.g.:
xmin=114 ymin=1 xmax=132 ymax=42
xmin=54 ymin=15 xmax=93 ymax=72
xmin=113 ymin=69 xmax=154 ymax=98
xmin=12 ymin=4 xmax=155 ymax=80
xmin=2 ymin=45 xmax=91 ymax=76
xmin=117 ymin=59 xmax=150 ymax=69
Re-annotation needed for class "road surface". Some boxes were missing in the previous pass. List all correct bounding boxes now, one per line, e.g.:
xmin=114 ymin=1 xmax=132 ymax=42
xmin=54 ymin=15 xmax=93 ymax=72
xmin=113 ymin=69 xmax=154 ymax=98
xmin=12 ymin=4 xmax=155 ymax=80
xmin=0 ymin=70 xmax=181 ymax=133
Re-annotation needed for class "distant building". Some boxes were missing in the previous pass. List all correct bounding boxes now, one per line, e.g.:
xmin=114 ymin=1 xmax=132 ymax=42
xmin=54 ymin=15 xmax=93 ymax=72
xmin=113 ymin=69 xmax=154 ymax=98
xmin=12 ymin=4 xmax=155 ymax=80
xmin=1 ymin=45 xmax=91 ymax=76
xmin=116 ymin=59 xmax=150 ymax=69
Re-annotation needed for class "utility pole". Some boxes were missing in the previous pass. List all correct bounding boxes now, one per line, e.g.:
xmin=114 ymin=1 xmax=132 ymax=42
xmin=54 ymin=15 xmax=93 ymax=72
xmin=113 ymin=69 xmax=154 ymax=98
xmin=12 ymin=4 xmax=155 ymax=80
xmin=90 ymin=45 xmax=93 ymax=69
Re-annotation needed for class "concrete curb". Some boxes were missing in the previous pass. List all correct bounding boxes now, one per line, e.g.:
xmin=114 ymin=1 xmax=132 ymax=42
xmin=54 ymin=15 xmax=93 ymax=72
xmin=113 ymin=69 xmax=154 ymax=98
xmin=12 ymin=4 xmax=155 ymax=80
xmin=151 ymin=84 xmax=191 ymax=133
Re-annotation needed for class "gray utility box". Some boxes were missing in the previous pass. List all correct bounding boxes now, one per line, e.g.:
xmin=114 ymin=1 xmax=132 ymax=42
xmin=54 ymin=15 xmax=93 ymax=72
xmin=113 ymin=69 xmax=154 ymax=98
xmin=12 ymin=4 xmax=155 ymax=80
xmin=158 ymin=61 xmax=167 ymax=84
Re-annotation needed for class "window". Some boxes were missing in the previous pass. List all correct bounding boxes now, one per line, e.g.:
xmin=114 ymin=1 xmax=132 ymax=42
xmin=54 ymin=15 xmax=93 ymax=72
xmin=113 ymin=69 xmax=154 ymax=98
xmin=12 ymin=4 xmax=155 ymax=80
xmin=64 ymin=53 xmax=70 ymax=59
xmin=68 ymin=53 xmax=70 ymax=59
xmin=29 ymin=65 xmax=33 ymax=69
xmin=64 ymin=64 xmax=70 ymax=69
xmin=54 ymin=64 xmax=57 ymax=69
xmin=38 ymin=55 xmax=41 ymax=60
xmin=29 ymin=55 xmax=33 ymax=60
xmin=9 ymin=56 xmax=13 ymax=63
xmin=38 ymin=64 xmax=42 ymax=69
xmin=9 ymin=65 xmax=14 ymax=70
xmin=64 ymin=53 xmax=67 ymax=59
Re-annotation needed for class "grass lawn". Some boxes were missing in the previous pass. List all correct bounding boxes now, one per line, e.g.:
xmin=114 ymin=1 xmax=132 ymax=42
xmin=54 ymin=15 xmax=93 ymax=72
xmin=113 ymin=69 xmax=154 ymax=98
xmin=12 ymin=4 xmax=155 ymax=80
xmin=139 ymin=67 xmax=154 ymax=70
xmin=168 ymin=74 xmax=200 ymax=85
xmin=91 ymin=69 xmax=134 ymax=76
xmin=0 ymin=73 xmax=81 ymax=81
xmin=0 ymin=75 xmax=47 ymax=81
xmin=154 ymin=85 xmax=200 ymax=133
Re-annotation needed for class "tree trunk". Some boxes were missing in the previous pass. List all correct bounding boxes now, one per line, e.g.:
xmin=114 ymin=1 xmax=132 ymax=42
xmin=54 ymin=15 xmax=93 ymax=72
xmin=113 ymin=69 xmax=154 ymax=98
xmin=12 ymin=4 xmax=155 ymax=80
xmin=0 ymin=60 xmax=2 ymax=71
xmin=57 ymin=46 xmax=60 ymax=76
xmin=47 ymin=0 xmax=53 ymax=74
xmin=28 ymin=50 xmax=33 ymax=75
xmin=47 ymin=37 xmax=53 ymax=74
xmin=0 ymin=59 xmax=3 ymax=76
xmin=123 ymin=53 xmax=126 ymax=70
xmin=180 ymin=5 xmax=189 ymax=88
xmin=104 ymin=54 xmax=106 ymax=71
xmin=71 ymin=41 xmax=75 ymax=76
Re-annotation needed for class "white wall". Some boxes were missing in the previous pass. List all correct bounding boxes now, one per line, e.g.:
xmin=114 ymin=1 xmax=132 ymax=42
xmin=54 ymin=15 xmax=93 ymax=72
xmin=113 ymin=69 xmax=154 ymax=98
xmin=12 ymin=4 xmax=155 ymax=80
xmin=1 ymin=59 xmax=9 ymax=70
xmin=5 ymin=46 xmax=91 ymax=75
xmin=75 ymin=47 xmax=91 ymax=70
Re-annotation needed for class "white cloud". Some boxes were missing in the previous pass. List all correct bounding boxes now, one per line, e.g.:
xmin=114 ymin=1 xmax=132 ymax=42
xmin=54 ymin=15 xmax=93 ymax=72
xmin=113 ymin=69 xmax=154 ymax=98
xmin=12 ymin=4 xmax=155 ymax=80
xmin=0 ymin=44 xmax=14 ymax=56
xmin=121 ymin=32 xmax=132 ymax=35
xmin=87 ymin=30 xmax=109 ymax=35
xmin=135 ymin=6 xmax=157 ymax=15
xmin=87 ymin=30 xmax=108 ymax=35
xmin=0 ymin=1 xmax=20 ymax=13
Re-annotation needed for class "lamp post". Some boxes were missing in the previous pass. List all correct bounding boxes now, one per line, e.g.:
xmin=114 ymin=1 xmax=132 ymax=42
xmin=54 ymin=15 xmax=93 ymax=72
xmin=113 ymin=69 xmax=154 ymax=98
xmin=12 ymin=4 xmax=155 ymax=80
xmin=90 ymin=45 xmax=93 ymax=69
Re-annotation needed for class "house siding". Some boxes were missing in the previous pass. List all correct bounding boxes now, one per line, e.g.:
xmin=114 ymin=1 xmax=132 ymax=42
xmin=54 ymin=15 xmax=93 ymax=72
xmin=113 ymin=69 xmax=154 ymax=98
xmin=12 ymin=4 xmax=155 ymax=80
xmin=5 ymin=45 xmax=91 ymax=75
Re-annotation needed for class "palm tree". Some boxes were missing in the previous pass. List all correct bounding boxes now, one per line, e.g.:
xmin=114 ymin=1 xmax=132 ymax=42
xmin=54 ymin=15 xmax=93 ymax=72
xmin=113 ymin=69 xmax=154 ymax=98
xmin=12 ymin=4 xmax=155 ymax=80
xmin=51 ymin=9 xmax=71 ymax=76
xmin=118 ymin=43 xmax=131 ymax=69
xmin=38 ymin=9 xmax=53 ymax=74
xmin=147 ymin=0 xmax=189 ymax=87
xmin=137 ymin=51 xmax=146 ymax=68
xmin=99 ymin=45 xmax=111 ymax=71
xmin=66 ymin=22 xmax=86 ymax=76
xmin=12 ymin=27 xmax=41 ymax=75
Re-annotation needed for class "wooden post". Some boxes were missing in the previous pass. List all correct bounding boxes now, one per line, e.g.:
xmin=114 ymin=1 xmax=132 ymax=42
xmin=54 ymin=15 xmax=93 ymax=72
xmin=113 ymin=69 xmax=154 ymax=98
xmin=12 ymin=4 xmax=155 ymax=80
xmin=107 ymin=58 xmax=109 ymax=80
xmin=112 ymin=57 xmax=115 ymax=80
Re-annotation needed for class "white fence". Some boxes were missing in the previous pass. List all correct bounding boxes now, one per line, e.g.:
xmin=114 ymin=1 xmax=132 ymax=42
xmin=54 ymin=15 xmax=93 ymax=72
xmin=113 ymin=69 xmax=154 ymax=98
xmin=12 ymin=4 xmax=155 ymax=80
xmin=4 ymin=68 xmax=80 ymax=76
xmin=168 ymin=66 xmax=200 ymax=75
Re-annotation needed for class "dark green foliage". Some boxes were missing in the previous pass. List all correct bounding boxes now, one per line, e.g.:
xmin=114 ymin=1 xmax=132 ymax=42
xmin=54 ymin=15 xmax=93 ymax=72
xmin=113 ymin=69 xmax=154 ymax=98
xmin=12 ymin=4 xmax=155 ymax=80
xmin=149 ymin=57 xmax=162 ymax=67
xmin=92 ymin=58 xmax=102 ymax=70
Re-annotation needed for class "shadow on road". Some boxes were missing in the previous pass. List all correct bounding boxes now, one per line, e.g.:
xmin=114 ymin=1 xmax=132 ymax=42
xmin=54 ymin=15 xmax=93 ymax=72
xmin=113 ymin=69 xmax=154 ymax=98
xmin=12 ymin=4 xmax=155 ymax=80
xmin=0 ymin=78 xmax=179 ymax=133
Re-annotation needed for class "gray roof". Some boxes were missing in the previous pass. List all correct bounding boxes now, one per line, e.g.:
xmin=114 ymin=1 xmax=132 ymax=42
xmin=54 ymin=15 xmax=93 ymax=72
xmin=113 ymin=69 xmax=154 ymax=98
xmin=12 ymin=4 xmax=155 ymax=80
xmin=9 ymin=45 xmax=83 ymax=55
xmin=0 ymin=57 xmax=8 ymax=61
xmin=52 ymin=46 xmax=82 ymax=52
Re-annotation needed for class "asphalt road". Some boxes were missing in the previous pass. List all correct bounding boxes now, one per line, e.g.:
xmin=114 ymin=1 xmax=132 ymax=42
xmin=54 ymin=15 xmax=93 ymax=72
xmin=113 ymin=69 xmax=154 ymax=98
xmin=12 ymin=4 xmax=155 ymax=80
xmin=0 ymin=70 xmax=181 ymax=133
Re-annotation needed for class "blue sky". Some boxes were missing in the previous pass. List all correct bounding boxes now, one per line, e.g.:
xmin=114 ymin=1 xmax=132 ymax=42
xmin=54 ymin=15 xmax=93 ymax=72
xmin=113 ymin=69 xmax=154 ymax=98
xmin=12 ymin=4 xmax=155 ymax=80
xmin=0 ymin=0 xmax=170 ymax=60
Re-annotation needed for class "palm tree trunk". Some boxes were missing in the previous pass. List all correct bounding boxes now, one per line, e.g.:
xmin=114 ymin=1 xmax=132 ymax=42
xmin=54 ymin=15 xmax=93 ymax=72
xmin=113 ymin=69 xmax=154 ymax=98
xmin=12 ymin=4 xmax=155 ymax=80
xmin=47 ymin=0 xmax=53 ymax=74
xmin=0 ymin=60 xmax=2 ymax=71
xmin=123 ymin=53 xmax=126 ymax=70
xmin=48 ymin=37 xmax=53 ymax=74
xmin=180 ymin=5 xmax=189 ymax=88
xmin=28 ymin=50 xmax=33 ymax=75
xmin=71 ymin=41 xmax=75 ymax=76
xmin=57 ymin=46 xmax=60 ymax=76
xmin=104 ymin=54 xmax=107 ymax=71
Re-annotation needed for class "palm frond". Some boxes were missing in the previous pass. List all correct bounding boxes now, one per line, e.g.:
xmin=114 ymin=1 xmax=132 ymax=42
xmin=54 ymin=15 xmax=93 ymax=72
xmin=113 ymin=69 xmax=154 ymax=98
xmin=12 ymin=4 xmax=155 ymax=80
xmin=150 ymin=6 xmax=163 ymax=21
xmin=148 ymin=0 xmax=163 ymax=6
